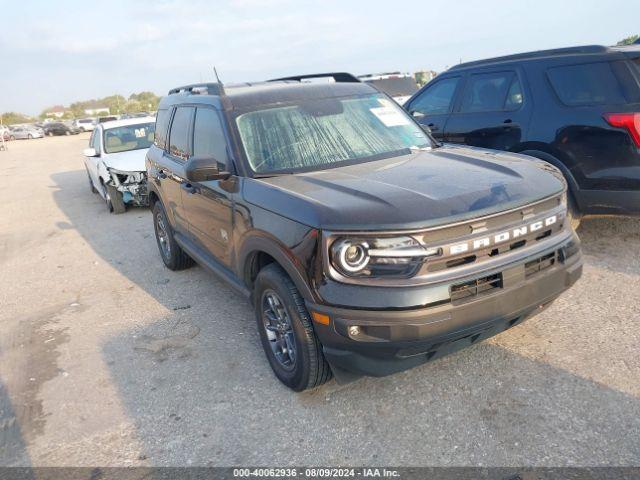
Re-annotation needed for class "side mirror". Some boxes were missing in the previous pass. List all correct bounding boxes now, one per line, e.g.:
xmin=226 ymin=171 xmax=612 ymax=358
xmin=411 ymin=111 xmax=425 ymax=119
xmin=83 ymin=147 xmax=98 ymax=157
xmin=185 ymin=156 xmax=231 ymax=182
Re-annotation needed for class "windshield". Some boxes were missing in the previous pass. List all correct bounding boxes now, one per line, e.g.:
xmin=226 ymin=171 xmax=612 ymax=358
xmin=363 ymin=78 xmax=419 ymax=97
xmin=236 ymin=94 xmax=432 ymax=174
xmin=103 ymin=123 xmax=155 ymax=154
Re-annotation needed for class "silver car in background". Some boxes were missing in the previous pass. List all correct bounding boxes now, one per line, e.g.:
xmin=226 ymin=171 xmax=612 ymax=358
xmin=8 ymin=125 xmax=44 ymax=140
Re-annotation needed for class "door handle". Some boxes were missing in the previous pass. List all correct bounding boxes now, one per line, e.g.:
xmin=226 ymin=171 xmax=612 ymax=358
xmin=427 ymin=123 xmax=439 ymax=132
xmin=503 ymin=119 xmax=513 ymax=124
xmin=181 ymin=182 xmax=198 ymax=194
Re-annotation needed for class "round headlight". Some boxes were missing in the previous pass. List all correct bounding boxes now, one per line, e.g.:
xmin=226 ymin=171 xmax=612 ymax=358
xmin=332 ymin=239 xmax=370 ymax=273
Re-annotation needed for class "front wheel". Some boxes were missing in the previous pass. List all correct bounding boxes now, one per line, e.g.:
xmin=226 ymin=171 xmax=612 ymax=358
xmin=27 ymin=134 xmax=33 ymax=139
xmin=254 ymin=264 xmax=332 ymax=391
xmin=9 ymin=136 xmax=15 ymax=141
xmin=104 ymin=183 xmax=126 ymax=214
xmin=65 ymin=131 xmax=70 ymax=136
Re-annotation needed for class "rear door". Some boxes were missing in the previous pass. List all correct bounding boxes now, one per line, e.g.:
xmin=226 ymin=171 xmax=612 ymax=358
xmin=444 ymin=68 xmax=532 ymax=151
xmin=404 ymin=75 xmax=462 ymax=141
xmin=182 ymin=106 xmax=235 ymax=267
xmin=149 ymin=106 xmax=194 ymax=233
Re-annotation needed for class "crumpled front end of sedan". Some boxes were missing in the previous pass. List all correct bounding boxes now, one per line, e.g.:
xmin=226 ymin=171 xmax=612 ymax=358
xmin=107 ymin=168 xmax=148 ymax=206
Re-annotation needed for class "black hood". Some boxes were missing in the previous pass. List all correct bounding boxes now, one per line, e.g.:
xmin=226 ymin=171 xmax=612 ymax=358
xmin=242 ymin=145 xmax=565 ymax=231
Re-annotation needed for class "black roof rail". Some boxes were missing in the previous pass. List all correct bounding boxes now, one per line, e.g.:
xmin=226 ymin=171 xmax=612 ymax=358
xmin=449 ymin=45 xmax=611 ymax=70
xmin=168 ymin=83 xmax=224 ymax=95
xmin=268 ymin=72 xmax=361 ymax=83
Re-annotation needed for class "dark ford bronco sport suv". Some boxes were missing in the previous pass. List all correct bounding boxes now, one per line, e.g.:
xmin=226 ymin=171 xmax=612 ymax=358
xmin=405 ymin=45 xmax=640 ymax=224
xmin=147 ymin=73 xmax=583 ymax=391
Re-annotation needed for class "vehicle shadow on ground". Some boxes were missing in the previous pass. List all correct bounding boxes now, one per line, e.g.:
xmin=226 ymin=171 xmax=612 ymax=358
xmin=0 ymin=380 xmax=31 ymax=466
xmin=51 ymin=169 xmax=640 ymax=465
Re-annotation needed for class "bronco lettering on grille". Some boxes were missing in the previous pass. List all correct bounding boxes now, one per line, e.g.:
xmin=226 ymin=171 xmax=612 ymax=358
xmin=448 ymin=215 xmax=557 ymax=255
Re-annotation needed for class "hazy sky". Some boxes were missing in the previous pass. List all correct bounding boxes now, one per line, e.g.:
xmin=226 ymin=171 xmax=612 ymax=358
xmin=1 ymin=0 xmax=638 ymax=115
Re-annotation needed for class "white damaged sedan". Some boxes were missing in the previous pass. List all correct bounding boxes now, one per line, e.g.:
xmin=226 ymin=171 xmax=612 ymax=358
xmin=83 ymin=117 xmax=155 ymax=213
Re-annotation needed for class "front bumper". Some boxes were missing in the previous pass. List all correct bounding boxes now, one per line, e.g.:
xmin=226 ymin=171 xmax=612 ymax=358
xmin=307 ymin=236 xmax=582 ymax=378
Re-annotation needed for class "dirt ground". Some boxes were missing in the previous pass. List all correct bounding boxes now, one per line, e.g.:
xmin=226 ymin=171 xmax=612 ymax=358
xmin=1 ymin=134 xmax=639 ymax=466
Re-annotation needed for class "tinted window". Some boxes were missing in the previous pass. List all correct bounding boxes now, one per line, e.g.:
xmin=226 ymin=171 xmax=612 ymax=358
xmin=460 ymin=72 xmax=515 ymax=113
xmin=409 ymin=77 xmax=459 ymax=115
xmin=154 ymin=109 xmax=171 ymax=149
xmin=168 ymin=107 xmax=194 ymax=160
xmin=193 ymin=108 xmax=228 ymax=168
xmin=547 ymin=62 xmax=628 ymax=106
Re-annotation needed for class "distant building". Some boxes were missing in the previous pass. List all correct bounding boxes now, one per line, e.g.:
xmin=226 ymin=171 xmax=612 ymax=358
xmin=84 ymin=107 xmax=110 ymax=116
xmin=45 ymin=105 xmax=67 ymax=118
xmin=414 ymin=70 xmax=438 ymax=86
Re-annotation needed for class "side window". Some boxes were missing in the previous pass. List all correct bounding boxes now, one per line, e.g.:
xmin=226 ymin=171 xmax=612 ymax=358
xmin=154 ymin=109 xmax=171 ymax=149
xmin=168 ymin=107 xmax=194 ymax=160
xmin=193 ymin=107 xmax=229 ymax=168
xmin=90 ymin=129 xmax=101 ymax=154
xmin=460 ymin=72 xmax=515 ymax=113
xmin=547 ymin=62 xmax=627 ymax=106
xmin=409 ymin=77 xmax=460 ymax=115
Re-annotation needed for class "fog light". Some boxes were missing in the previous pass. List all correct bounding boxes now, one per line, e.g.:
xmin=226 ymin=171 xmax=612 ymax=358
xmin=348 ymin=326 xmax=361 ymax=336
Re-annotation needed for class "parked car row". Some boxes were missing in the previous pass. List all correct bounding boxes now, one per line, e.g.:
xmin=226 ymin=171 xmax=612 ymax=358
xmin=79 ymin=43 xmax=638 ymax=392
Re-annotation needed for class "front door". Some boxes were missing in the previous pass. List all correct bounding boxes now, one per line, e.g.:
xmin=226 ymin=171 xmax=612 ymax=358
xmin=404 ymin=75 xmax=462 ymax=141
xmin=181 ymin=107 xmax=234 ymax=267
xmin=444 ymin=70 xmax=532 ymax=151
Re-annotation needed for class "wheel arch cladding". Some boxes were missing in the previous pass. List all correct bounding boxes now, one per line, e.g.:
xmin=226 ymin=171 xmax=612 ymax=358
xmin=239 ymin=235 xmax=318 ymax=303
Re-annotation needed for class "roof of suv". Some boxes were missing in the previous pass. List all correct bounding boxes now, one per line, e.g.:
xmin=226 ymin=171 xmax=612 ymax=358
xmin=449 ymin=44 xmax=640 ymax=72
xmin=160 ymin=73 xmax=378 ymax=111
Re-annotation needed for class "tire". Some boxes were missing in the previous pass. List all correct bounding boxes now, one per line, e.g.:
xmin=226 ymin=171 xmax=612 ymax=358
xmin=47 ymin=132 xmax=53 ymax=137
xmin=80 ymin=127 xmax=85 ymax=132
xmin=152 ymin=201 xmax=194 ymax=270
xmin=27 ymin=134 xmax=33 ymax=139
xmin=105 ymin=183 xmax=126 ymax=214
xmin=9 ymin=136 xmax=14 ymax=141
xmin=254 ymin=264 xmax=332 ymax=391
xmin=65 ymin=130 xmax=70 ymax=136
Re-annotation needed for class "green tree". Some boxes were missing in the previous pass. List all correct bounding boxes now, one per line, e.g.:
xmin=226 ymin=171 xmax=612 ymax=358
xmin=129 ymin=91 xmax=160 ymax=111
xmin=0 ymin=112 xmax=34 ymax=125
xmin=617 ymin=35 xmax=639 ymax=46
xmin=124 ymin=99 xmax=143 ymax=113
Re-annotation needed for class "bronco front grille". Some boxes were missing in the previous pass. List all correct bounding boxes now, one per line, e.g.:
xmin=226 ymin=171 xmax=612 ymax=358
xmin=450 ymin=273 xmax=503 ymax=302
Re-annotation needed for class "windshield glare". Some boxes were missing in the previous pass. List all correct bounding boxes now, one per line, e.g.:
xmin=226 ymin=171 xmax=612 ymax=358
xmin=103 ymin=123 xmax=155 ymax=154
xmin=237 ymin=94 xmax=432 ymax=174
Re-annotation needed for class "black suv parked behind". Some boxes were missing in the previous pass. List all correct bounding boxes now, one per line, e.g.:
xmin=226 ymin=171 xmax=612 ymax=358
xmin=404 ymin=45 xmax=640 ymax=222
xmin=147 ymin=73 xmax=582 ymax=391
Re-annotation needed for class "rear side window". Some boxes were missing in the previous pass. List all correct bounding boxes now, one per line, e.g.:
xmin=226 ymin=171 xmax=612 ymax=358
xmin=547 ymin=62 xmax=629 ymax=106
xmin=409 ymin=77 xmax=460 ymax=115
xmin=168 ymin=107 xmax=194 ymax=160
xmin=193 ymin=107 xmax=228 ymax=168
xmin=460 ymin=71 xmax=521 ymax=112
xmin=154 ymin=109 xmax=171 ymax=149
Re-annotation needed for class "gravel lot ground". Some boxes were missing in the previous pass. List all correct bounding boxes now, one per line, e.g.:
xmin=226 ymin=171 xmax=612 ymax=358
xmin=0 ymin=134 xmax=639 ymax=467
